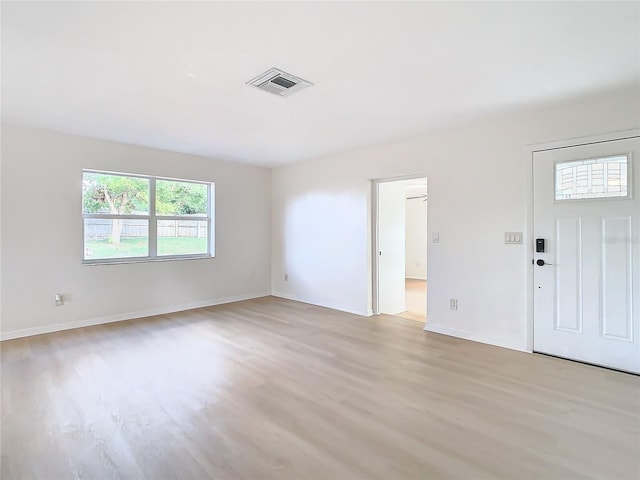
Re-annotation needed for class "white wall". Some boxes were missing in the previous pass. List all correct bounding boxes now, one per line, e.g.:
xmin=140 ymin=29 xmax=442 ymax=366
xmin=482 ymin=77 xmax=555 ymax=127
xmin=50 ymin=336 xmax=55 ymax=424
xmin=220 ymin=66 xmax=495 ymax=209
xmin=0 ymin=125 xmax=272 ymax=339
xmin=378 ymin=180 xmax=407 ymax=315
xmin=271 ymin=86 xmax=640 ymax=351
xmin=405 ymin=187 xmax=427 ymax=280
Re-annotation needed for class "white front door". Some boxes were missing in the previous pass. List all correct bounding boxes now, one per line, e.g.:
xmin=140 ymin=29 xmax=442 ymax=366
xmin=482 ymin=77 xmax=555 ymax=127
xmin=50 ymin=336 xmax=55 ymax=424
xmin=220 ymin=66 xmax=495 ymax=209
xmin=533 ymin=136 xmax=640 ymax=373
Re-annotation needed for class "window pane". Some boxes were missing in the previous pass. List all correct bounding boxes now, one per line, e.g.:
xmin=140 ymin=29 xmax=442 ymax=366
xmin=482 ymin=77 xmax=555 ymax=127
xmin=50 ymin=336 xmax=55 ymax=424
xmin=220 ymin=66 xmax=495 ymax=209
xmin=157 ymin=220 xmax=208 ymax=256
xmin=156 ymin=180 xmax=207 ymax=216
xmin=555 ymin=155 xmax=629 ymax=200
xmin=84 ymin=219 xmax=149 ymax=259
xmin=83 ymin=172 xmax=149 ymax=214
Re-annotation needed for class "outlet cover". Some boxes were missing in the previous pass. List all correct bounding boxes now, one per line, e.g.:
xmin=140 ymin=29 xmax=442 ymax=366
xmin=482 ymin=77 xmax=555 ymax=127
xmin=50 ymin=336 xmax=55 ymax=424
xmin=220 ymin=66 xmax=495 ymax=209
xmin=449 ymin=298 xmax=458 ymax=310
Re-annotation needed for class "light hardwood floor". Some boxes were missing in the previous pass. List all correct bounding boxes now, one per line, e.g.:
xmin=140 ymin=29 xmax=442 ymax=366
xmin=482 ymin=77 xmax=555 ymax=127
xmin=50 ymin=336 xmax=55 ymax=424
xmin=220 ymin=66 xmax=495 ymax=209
xmin=396 ymin=279 xmax=427 ymax=322
xmin=2 ymin=296 xmax=639 ymax=479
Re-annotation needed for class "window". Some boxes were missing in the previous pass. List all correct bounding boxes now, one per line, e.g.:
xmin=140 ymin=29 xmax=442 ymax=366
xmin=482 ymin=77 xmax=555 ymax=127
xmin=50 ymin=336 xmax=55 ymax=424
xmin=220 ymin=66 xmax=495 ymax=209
xmin=555 ymin=154 xmax=629 ymax=200
xmin=82 ymin=171 xmax=214 ymax=263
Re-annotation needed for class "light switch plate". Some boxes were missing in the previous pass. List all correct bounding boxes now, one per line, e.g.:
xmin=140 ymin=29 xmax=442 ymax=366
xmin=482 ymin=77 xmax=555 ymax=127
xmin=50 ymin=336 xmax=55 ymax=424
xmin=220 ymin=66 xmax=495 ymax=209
xmin=505 ymin=232 xmax=523 ymax=244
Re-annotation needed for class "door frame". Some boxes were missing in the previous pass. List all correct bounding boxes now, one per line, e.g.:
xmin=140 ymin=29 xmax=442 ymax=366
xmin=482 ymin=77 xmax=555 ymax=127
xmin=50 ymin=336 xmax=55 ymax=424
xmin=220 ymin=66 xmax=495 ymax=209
xmin=523 ymin=128 xmax=640 ymax=352
xmin=372 ymin=174 xmax=428 ymax=315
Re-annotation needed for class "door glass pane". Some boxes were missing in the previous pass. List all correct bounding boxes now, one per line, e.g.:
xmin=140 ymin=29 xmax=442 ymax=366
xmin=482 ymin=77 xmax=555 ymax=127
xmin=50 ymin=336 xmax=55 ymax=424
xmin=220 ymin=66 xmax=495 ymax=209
xmin=157 ymin=220 xmax=208 ymax=256
xmin=84 ymin=219 xmax=149 ymax=259
xmin=156 ymin=180 xmax=208 ymax=216
xmin=555 ymin=155 xmax=629 ymax=200
xmin=82 ymin=172 xmax=149 ymax=214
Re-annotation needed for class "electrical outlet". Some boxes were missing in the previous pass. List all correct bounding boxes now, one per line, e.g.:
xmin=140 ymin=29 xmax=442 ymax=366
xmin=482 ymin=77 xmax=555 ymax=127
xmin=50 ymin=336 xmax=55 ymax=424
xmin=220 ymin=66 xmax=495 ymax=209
xmin=450 ymin=298 xmax=458 ymax=310
xmin=284 ymin=274 xmax=288 ymax=281
xmin=55 ymin=293 xmax=64 ymax=306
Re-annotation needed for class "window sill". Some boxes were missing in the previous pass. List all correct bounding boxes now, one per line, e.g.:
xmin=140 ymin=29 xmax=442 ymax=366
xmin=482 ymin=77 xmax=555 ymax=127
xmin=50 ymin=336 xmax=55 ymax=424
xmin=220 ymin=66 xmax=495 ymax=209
xmin=83 ymin=254 xmax=215 ymax=266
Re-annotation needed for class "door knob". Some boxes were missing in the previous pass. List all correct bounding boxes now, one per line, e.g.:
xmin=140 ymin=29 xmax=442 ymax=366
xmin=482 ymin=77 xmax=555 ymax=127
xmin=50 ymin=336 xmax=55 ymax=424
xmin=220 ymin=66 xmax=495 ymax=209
xmin=536 ymin=259 xmax=554 ymax=266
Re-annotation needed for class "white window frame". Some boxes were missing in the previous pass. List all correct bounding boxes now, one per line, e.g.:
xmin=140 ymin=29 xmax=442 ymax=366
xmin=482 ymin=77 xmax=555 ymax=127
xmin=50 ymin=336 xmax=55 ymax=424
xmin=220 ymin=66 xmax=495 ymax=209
xmin=553 ymin=153 xmax=631 ymax=202
xmin=82 ymin=170 xmax=215 ymax=265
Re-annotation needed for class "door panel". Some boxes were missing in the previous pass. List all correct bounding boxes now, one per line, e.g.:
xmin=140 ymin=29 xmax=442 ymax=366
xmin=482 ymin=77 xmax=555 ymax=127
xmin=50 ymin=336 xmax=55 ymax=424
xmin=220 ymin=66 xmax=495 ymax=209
xmin=554 ymin=216 xmax=582 ymax=332
xmin=533 ymin=137 xmax=640 ymax=373
xmin=601 ymin=216 xmax=633 ymax=341
xmin=378 ymin=181 xmax=407 ymax=315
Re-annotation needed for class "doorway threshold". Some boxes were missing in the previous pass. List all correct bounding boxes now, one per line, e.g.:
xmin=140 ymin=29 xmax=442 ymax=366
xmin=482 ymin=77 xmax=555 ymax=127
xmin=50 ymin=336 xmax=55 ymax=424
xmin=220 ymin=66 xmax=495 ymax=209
xmin=395 ymin=311 xmax=426 ymax=323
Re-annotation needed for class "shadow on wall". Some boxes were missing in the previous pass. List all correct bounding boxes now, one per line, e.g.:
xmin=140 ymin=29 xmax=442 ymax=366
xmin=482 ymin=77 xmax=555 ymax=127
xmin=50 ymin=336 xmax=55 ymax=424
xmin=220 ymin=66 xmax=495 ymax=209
xmin=281 ymin=190 xmax=367 ymax=310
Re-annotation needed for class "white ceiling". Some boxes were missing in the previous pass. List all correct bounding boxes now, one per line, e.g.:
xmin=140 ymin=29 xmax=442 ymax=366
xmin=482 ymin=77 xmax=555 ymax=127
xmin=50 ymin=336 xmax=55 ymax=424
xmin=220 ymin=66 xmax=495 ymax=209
xmin=2 ymin=2 xmax=638 ymax=167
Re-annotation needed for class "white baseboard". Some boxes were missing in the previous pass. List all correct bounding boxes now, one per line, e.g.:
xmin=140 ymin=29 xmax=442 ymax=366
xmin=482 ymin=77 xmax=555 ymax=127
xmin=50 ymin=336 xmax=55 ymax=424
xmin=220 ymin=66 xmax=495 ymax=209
xmin=0 ymin=292 xmax=271 ymax=341
xmin=406 ymin=275 xmax=427 ymax=281
xmin=423 ymin=323 xmax=527 ymax=353
xmin=271 ymin=292 xmax=370 ymax=317
xmin=2 ymin=294 xmax=528 ymax=355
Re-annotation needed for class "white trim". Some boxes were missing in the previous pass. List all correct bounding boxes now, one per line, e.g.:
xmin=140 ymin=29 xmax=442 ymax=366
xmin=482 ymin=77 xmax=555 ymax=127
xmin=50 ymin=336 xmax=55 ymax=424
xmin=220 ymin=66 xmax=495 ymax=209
xmin=83 ymin=168 xmax=211 ymax=185
xmin=83 ymin=214 xmax=211 ymax=222
xmin=82 ymin=170 xmax=214 ymax=264
xmin=83 ymin=253 xmax=213 ymax=266
xmin=83 ymin=214 xmax=156 ymax=220
xmin=551 ymin=152 xmax=633 ymax=203
xmin=424 ymin=323 xmax=528 ymax=353
xmin=209 ymin=183 xmax=216 ymax=257
xmin=271 ymin=292 xmax=371 ymax=317
xmin=524 ymin=129 xmax=640 ymax=153
xmin=149 ymin=176 xmax=158 ymax=257
xmin=523 ymin=128 xmax=640 ymax=353
xmin=0 ymin=292 xmax=271 ymax=341
xmin=371 ymin=174 xmax=428 ymax=316
xmin=155 ymin=215 xmax=208 ymax=222
xmin=371 ymin=179 xmax=380 ymax=315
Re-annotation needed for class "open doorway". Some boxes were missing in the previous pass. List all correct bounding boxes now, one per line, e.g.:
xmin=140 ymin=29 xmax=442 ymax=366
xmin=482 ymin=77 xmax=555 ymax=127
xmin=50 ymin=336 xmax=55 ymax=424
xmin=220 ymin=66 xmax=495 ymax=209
xmin=373 ymin=176 xmax=427 ymax=323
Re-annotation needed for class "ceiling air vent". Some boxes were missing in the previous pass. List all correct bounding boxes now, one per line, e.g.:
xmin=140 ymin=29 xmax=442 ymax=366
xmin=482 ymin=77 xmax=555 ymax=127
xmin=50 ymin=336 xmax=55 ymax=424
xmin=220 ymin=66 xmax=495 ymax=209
xmin=246 ymin=68 xmax=313 ymax=97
